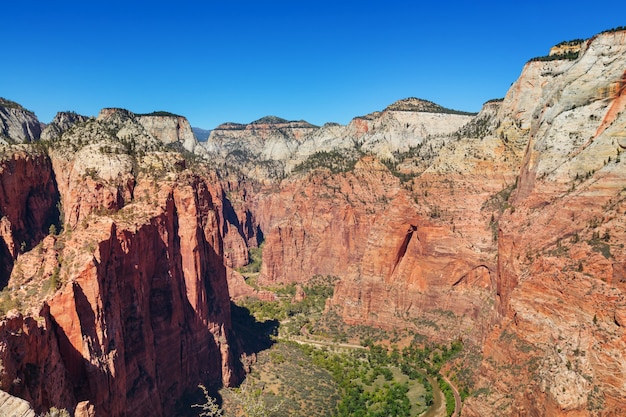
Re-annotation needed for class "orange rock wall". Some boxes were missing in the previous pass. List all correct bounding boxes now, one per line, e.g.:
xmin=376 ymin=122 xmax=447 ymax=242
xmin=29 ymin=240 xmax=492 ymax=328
xmin=0 ymin=150 xmax=59 ymax=284
xmin=254 ymin=158 xmax=500 ymax=343
xmin=0 ymin=154 xmax=251 ymax=416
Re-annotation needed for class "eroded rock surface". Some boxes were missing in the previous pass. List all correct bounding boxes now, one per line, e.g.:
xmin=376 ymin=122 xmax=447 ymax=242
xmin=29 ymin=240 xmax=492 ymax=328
xmin=0 ymin=113 xmax=254 ymax=417
xmin=0 ymin=99 xmax=41 ymax=144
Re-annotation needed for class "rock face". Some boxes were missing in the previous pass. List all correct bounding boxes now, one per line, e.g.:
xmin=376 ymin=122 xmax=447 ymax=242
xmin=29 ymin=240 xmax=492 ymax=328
xmin=0 ymin=389 xmax=37 ymax=417
xmin=254 ymin=156 xmax=499 ymax=344
xmin=0 ymin=113 xmax=255 ymax=416
xmin=251 ymin=29 xmax=626 ymax=416
xmin=203 ymin=100 xmax=475 ymax=181
xmin=0 ymin=147 xmax=60 ymax=286
xmin=0 ymin=99 xmax=41 ymax=144
xmin=0 ymin=309 xmax=75 ymax=412
xmin=97 ymin=108 xmax=203 ymax=154
xmin=136 ymin=112 xmax=201 ymax=153
xmin=44 ymin=177 xmax=238 ymax=416
xmin=40 ymin=111 xmax=90 ymax=142
xmin=462 ymin=29 xmax=626 ymax=416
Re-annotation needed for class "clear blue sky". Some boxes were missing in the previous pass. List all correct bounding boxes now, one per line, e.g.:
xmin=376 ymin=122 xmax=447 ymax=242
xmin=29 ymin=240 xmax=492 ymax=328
xmin=2 ymin=1 xmax=624 ymax=129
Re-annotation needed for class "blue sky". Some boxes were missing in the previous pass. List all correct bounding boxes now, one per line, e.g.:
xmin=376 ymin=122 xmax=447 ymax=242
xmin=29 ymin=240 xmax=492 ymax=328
xmin=2 ymin=1 xmax=624 ymax=128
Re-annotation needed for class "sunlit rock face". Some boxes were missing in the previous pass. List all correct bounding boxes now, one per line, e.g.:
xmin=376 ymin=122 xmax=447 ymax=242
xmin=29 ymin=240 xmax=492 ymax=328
xmin=0 ymin=112 xmax=253 ymax=417
xmin=203 ymin=100 xmax=475 ymax=181
xmin=463 ymin=29 xmax=626 ymax=417
xmin=251 ymin=29 xmax=626 ymax=416
xmin=0 ymin=99 xmax=41 ymax=144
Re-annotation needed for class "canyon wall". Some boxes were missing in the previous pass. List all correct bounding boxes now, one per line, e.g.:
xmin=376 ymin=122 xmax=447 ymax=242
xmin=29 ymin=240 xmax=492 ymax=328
xmin=203 ymin=98 xmax=475 ymax=181
xmin=463 ymin=30 xmax=626 ymax=416
xmin=0 ymin=99 xmax=41 ymax=144
xmin=0 ymin=147 xmax=59 ymax=286
xmin=250 ymin=29 xmax=626 ymax=416
xmin=0 ymin=112 xmax=255 ymax=416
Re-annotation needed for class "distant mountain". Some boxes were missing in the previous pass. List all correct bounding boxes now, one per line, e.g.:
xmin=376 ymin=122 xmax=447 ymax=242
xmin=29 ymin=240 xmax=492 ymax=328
xmin=192 ymin=127 xmax=212 ymax=142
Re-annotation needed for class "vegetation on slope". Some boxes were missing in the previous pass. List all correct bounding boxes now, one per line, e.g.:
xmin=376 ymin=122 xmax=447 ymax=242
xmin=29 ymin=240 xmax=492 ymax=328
xmin=214 ymin=272 xmax=468 ymax=417
xmin=293 ymin=150 xmax=363 ymax=174
xmin=136 ymin=110 xmax=184 ymax=117
xmin=0 ymin=97 xmax=34 ymax=113
xmin=528 ymin=51 xmax=580 ymax=62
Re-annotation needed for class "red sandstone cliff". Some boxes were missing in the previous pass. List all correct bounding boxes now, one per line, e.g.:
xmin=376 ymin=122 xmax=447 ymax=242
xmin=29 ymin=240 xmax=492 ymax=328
xmin=463 ymin=30 xmax=626 ymax=416
xmin=250 ymin=30 xmax=626 ymax=416
xmin=254 ymin=156 xmax=501 ymax=345
xmin=0 ymin=114 xmax=256 ymax=416
xmin=0 ymin=147 xmax=60 ymax=286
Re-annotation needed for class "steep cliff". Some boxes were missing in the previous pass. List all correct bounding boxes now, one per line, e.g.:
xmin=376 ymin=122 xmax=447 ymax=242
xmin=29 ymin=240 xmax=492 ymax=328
xmin=0 ymin=388 xmax=37 ymax=417
xmin=2 ymin=26 xmax=626 ymax=417
xmin=40 ymin=112 xmax=90 ymax=142
xmin=254 ymin=154 xmax=499 ymax=345
xmin=0 ymin=147 xmax=60 ymax=286
xmin=203 ymin=99 xmax=475 ymax=180
xmin=0 ymin=99 xmax=41 ymax=144
xmin=463 ymin=29 xmax=626 ymax=416
xmin=249 ymin=29 xmax=626 ymax=416
xmin=0 ymin=112 xmax=255 ymax=416
xmin=136 ymin=112 xmax=203 ymax=154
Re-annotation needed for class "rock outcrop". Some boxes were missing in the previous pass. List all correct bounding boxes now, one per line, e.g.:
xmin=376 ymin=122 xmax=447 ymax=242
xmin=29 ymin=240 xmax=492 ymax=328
xmin=0 ymin=389 xmax=37 ymax=417
xmin=136 ymin=112 xmax=202 ymax=153
xmin=462 ymin=29 xmax=626 ymax=416
xmin=203 ymin=99 xmax=475 ymax=181
xmin=97 ymin=108 xmax=203 ymax=154
xmin=0 ymin=112 xmax=256 ymax=416
xmin=0 ymin=99 xmax=41 ymax=144
xmin=0 ymin=147 xmax=60 ymax=286
xmin=254 ymin=156 xmax=499 ymax=344
xmin=250 ymin=29 xmax=626 ymax=416
xmin=40 ymin=112 xmax=90 ymax=142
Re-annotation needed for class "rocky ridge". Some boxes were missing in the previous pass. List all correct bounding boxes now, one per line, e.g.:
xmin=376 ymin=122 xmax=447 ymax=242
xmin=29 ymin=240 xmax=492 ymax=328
xmin=463 ymin=29 xmax=626 ymax=416
xmin=246 ymin=29 xmax=626 ymax=416
xmin=203 ymin=98 xmax=475 ymax=181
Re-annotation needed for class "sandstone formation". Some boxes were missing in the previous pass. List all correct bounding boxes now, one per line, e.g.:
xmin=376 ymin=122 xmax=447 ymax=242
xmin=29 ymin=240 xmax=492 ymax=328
xmin=0 ymin=147 xmax=60 ymax=286
xmin=251 ymin=100 xmax=513 ymax=346
xmin=0 ymin=99 xmax=41 ymax=144
xmin=0 ymin=389 xmax=37 ymax=417
xmin=0 ymin=110 xmax=257 ymax=416
xmin=248 ymin=29 xmax=626 ymax=416
xmin=97 ymin=108 xmax=204 ymax=154
xmin=40 ymin=112 xmax=90 ymax=142
xmin=136 ymin=112 xmax=202 ymax=153
xmin=462 ymin=29 xmax=626 ymax=416
xmin=203 ymin=99 xmax=475 ymax=181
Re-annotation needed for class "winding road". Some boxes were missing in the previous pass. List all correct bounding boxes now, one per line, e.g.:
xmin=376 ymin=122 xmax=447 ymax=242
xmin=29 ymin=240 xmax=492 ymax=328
xmin=441 ymin=375 xmax=462 ymax=417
